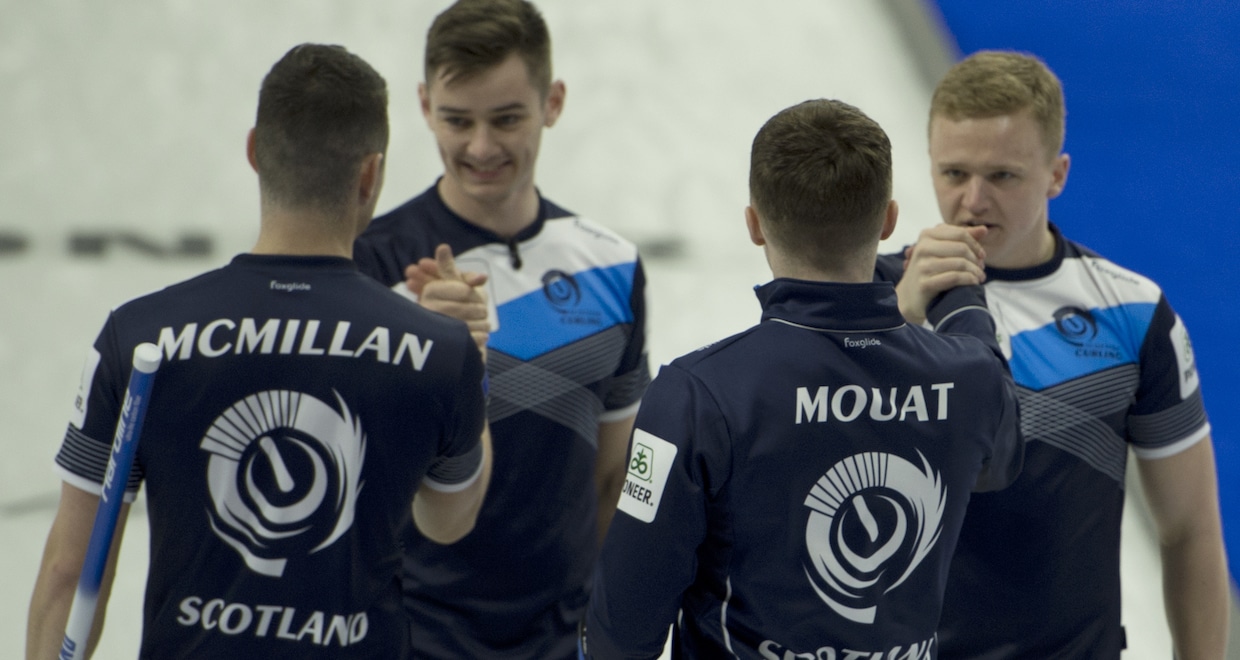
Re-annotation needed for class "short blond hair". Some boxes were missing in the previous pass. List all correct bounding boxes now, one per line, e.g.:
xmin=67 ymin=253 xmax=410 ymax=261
xmin=931 ymin=50 xmax=1065 ymax=160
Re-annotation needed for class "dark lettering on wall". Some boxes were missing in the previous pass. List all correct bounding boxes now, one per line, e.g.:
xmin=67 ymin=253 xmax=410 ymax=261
xmin=0 ymin=231 xmax=28 ymax=256
xmin=69 ymin=231 xmax=213 ymax=257
xmin=0 ymin=229 xmax=213 ymax=259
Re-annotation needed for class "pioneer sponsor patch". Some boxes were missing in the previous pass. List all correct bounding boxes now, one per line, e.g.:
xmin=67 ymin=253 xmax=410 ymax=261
xmin=617 ymin=429 xmax=677 ymax=523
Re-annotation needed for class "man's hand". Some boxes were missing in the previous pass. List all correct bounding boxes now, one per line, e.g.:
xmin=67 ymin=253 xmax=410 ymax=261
xmin=895 ymin=224 xmax=988 ymax=325
xmin=405 ymin=244 xmax=491 ymax=358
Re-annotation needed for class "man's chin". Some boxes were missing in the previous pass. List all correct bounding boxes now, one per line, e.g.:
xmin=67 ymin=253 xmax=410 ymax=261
xmin=445 ymin=176 xmax=511 ymax=201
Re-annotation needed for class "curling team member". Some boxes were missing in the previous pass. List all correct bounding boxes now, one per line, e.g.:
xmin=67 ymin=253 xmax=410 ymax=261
xmin=353 ymin=2 xmax=649 ymax=657
xmin=581 ymin=99 xmax=1022 ymax=659
xmin=883 ymin=51 xmax=1227 ymax=658
xmin=27 ymin=44 xmax=491 ymax=659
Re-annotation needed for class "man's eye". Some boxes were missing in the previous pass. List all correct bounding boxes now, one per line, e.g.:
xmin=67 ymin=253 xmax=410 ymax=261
xmin=494 ymin=114 xmax=522 ymax=127
xmin=444 ymin=116 xmax=469 ymax=128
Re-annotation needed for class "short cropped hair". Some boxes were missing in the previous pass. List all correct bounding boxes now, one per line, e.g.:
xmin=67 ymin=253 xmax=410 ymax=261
xmin=253 ymin=44 xmax=389 ymax=211
xmin=749 ymin=99 xmax=893 ymax=267
xmin=424 ymin=0 xmax=552 ymax=95
xmin=931 ymin=50 xmax=1066 ymax=160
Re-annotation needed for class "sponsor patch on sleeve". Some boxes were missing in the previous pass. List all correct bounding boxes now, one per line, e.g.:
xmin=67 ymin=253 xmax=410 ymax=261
xmin=70 ymin=347 xmax=101 ymax=429
xmin=1170 ymin=315 xmax=1199 ymax=400
xmin=616 ymin=429 xmax=677 ymax=523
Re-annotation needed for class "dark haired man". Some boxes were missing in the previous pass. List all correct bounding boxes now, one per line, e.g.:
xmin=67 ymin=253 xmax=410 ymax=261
xmin=27 ymin=43 xmax=490 ymax=659
xmin=352 ymin=1 xmax=650 ymax=658
xmin=581 ymin=99 xmax=1021 ymax=659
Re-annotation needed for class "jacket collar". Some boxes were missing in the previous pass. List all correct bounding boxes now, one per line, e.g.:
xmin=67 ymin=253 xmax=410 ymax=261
xmin=756 ymin=278 xmax=906 ymax=332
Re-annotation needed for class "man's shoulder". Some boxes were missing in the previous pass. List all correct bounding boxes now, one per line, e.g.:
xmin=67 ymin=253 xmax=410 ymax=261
xmin=353 ymin=186 xmax=462 ymax=282
xmin=538 ymin=213 xmax=641 ymax=266
xmin=113 ymin=258 xmax=457 ymax=330
xmin=638 ymin=339 xmax=748 ymax=422
xmin=362 ymin=186 xmax=441 ymax=239
xmin=332 ymin=273 xmax=476 ymax=343
xmin=982 ymin=235 xmax=1168 ymax=315
xmin=663 ymin=324 xmax=766 ymax=378
xmin=904 ymin=321 xmax=1005 ymax=374
xmin=873 ymin=252 xmax=906 ymax=282
xmin=1061 ymin=237 xmax=1164 ymax=292
xmin=539 ymin=194 xmax=575 ymax=221
xmin=110 ymin=263 xmax=233 ymax=319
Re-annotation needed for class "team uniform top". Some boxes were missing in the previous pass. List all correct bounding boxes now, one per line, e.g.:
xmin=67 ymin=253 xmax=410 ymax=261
xmin=582 ymin=279 xmax=1022 ymax=660
xmin=876 ymin=224 xmax=1211 ymax=658
xmin=353 ymin=183 xmax=651 ymax=659
xmin=55 ymin=254 xmax=486 ymax=659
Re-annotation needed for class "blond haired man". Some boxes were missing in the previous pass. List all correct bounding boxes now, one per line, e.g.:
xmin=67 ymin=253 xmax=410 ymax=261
xmin=878 ymin=50 xmax=1229 ymax=659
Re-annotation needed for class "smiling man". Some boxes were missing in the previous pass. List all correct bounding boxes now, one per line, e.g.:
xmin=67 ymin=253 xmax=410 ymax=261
xmin=877 ymin=50 xmax=1228 ymax=659
xmin=352 ymin=1 xmax=650 ymax=658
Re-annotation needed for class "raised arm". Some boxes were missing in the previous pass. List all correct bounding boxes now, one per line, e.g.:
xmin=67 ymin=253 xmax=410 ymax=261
xmin=1136 ymin=437 xmax=1230 ymax=659
xmin=413 ymin=424 xmax=494 ymax=544
xmin=413 ymin=321 xmax=491 ymax=545
xmin=924 ymin=281 xmax=1023 ymax=492
xmin=27 ymin=483 xmax=131 ymax=660
xmin=404 ymin=244 xmax=491 ymax=358
xmin=894 ymin=224 xmax=988 ymax=325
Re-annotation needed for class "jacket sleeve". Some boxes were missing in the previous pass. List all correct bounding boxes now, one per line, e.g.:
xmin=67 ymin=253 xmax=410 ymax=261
xmin=926 ymin=285 xmax=1023 ymax=492
xmin=582 ymin=363 xmax=729 ymax=659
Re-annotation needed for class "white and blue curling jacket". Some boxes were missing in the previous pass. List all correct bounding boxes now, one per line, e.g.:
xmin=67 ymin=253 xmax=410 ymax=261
xmin=875 ymin=224 xmax=1210 ymax=659
xmin=354 ymin=183 xmax=650 ymax=659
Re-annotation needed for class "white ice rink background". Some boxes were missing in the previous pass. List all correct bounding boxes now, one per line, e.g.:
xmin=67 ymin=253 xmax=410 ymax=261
xmin=0 ymin=1 xmax=1193 ymax=657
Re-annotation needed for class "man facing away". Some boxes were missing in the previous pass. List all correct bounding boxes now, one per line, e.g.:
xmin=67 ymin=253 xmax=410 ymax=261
xmin=878 ymin=50 xmax=1229 ymax=658
xmin=581 ymin=99 xmax=1022 ymax=659
xmin=27 ymin=43 xmax=491 ymax=659
xmin=352 ymin=1 xmax=649 ymax=657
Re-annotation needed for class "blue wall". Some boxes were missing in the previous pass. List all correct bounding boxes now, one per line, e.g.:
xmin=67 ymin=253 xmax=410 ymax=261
xmin=931 ymin=0 xmax=1240 ymax=578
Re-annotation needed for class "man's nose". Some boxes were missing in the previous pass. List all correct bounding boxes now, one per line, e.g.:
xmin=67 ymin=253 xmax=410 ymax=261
xmin=466 ymin=125 xmax=498 ymax=160
xmin=961 ymin=177 xmax=988 ymax=213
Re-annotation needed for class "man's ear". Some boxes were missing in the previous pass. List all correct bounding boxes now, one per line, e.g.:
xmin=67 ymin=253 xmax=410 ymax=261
xmin=246 ymin=128 xmax=259 ymax=173
xmin=1047 ymin=152 xmax=1070 ymax=199
xmin=880 ymin=199 xmax=899 ymax=241
xmin=358 ymin=153 xmax=385 ymax=206
xmin=745 ymin=205 xmax=766 ymax=246
xmin=544 ymin=79 xmax=566 ymax=127
xmin=419 ymin=81 xmax=433 ymax=124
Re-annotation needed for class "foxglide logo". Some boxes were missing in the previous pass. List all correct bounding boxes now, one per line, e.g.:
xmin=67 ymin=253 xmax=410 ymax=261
xmin=803 ymin=451 xmax=945 ymax=624
xmin=200 ymin=390 xmax=366 ymax=577
xmin=269 ymin=280 xmax=311 ymax=293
